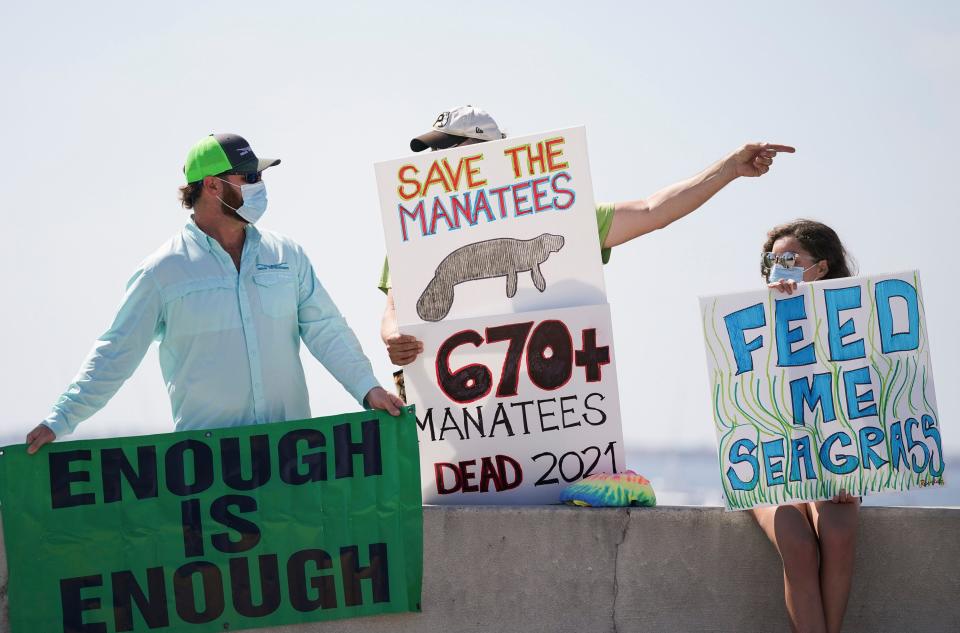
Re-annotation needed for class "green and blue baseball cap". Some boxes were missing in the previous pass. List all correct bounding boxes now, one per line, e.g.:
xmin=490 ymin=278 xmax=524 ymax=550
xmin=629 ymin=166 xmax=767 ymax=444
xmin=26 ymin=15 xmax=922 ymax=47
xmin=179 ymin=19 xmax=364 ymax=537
xmin=183 ymin=133 xmax=281 ymax=183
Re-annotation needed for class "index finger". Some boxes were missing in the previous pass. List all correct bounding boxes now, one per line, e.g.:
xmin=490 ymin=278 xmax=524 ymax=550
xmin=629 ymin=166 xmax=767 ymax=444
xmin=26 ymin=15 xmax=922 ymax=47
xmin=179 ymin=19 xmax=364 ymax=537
xmin=762 ymin=144 xmax=796 ymax=153
xmin=390 ymin=334 xmax=420 ymax=343
xmin=389 ymin=339 xmax=422 ymax=350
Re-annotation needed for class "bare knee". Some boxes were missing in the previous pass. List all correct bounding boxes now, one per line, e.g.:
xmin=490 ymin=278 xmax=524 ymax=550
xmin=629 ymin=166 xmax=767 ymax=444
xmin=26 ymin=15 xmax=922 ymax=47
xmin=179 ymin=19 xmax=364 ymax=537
xmin=817 ymin=503 xmax=859 ymax=552
xmin=770 ymin=508 xmax=820 ymax=575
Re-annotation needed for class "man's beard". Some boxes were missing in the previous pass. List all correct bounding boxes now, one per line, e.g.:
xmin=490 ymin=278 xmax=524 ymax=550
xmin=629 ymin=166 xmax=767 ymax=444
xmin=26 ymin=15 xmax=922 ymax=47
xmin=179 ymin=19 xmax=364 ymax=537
xmin=220 ymin=186 xmax=247 ymax=223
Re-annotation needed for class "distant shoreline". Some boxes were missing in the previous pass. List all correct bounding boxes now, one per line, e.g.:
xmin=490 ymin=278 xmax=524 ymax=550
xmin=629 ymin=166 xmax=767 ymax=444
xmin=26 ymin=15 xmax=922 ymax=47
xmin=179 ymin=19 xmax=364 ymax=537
xmin=626 ymin=449 xmax=958 ymax=508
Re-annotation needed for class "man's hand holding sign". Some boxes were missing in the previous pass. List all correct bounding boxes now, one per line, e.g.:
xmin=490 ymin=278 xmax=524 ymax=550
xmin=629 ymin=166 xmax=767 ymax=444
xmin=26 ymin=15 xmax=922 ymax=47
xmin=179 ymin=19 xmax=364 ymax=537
xmin=25 ymin=384 xmax=405 ymax=455
xmin=25 ymin=423 xmax=55 ymax=455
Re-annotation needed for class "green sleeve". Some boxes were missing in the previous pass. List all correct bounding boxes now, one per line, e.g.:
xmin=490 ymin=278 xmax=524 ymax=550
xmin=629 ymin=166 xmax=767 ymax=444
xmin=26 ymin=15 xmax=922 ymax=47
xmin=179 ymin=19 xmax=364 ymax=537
xmin=595 ymin=203 xmax=614 ymax=264
xmin=378 ymin=256 xmax=391 ymax=294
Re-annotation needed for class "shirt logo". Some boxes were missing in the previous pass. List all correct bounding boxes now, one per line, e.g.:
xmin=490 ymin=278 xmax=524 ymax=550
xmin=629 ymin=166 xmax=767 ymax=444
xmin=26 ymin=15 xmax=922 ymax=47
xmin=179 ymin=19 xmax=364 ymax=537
xmin=256 ymin=263 xmax=289 ymax=270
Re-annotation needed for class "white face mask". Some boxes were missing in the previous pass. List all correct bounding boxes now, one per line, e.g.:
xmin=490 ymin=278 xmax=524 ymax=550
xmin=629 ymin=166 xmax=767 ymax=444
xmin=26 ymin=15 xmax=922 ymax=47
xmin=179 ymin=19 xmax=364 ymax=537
xmin=217 ymin=178 xmax=268 ymax=224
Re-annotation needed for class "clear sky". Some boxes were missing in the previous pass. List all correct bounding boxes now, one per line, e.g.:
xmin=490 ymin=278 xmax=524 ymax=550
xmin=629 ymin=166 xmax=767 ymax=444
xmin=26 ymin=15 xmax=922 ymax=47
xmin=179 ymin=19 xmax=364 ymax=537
xmin=2 ymin=1 xmax=957 ymax=453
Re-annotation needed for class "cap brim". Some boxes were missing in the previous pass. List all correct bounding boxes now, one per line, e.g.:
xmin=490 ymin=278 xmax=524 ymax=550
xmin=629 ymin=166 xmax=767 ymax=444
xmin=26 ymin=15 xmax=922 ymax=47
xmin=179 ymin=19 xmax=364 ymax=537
xmin=232 ymin=157 xmax=281 ymax=174
xmin=410 ymin=131 xmax=464 ymax=152
xmin=257 ymin=158 xmax=281 ymax=172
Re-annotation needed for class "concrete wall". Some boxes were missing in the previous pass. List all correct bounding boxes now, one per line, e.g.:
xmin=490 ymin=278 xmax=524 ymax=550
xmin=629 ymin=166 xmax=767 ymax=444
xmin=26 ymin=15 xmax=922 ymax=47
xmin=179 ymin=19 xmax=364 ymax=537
xmin=2 ymin=506 xmax=957 ymax=633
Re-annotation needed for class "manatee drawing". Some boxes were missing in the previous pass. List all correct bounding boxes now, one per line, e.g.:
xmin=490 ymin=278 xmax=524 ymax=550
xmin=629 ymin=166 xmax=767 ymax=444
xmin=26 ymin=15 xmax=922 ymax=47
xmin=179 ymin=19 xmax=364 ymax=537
xmin=416 ymin=233 xmax=565 ymax=322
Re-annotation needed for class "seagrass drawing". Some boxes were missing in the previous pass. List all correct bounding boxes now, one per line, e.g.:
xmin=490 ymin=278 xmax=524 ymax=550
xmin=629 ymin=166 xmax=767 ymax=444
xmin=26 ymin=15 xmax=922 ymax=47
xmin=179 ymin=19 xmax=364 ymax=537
xmin=416 ymin=233 xmax=565 ymax=321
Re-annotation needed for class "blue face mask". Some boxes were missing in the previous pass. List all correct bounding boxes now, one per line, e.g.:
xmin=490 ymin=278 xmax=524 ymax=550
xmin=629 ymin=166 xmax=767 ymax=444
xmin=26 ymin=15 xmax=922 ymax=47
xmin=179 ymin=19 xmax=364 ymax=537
xmin=769 ymin=263 xmax=813 ymax=284
xmin=217 ymin=178 xmax=268 ymax=224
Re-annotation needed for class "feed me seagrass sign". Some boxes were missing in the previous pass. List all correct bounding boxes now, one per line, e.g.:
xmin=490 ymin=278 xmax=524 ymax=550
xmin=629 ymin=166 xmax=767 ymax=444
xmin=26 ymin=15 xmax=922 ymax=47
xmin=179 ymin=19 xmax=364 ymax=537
xmin=699 ymin=272 xmax=945 ymax=510
xmin=0 ymin=409 xmax=423 ymax=633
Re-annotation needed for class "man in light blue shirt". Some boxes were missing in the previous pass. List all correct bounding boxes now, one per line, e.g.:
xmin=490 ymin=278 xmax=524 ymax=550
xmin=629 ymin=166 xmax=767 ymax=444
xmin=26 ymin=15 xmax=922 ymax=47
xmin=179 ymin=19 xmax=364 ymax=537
xmin=26 ymin=133 xmax=403 ymax=454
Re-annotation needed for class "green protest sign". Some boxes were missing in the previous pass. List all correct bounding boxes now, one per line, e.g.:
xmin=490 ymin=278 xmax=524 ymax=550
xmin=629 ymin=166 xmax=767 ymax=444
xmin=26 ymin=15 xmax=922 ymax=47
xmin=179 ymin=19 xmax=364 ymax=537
xmin=0 ymin=408 xmax=423 ymax=633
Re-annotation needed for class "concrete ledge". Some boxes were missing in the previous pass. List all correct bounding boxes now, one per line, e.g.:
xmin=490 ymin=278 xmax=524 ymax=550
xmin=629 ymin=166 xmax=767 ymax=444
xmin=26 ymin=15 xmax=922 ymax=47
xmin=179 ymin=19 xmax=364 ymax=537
xmin=2 ymin=506 xmax=958 ymax=632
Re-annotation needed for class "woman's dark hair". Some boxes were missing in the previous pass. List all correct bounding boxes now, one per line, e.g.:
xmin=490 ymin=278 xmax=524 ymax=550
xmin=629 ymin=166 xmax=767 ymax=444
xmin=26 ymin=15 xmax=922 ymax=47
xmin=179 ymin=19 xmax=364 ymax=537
xmin=761 ymin=219 xmax=856 ymax=281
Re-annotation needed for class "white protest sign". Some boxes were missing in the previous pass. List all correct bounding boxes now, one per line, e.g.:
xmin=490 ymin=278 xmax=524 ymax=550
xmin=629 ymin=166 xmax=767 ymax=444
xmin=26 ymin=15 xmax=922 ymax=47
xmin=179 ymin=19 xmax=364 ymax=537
xmin=376 ymin=126 xmax=606 ymax=326
xmin=403 ymin=303 xmax=625 ymax=504
xmin=700 ymin=271 xmax=946 ymax=511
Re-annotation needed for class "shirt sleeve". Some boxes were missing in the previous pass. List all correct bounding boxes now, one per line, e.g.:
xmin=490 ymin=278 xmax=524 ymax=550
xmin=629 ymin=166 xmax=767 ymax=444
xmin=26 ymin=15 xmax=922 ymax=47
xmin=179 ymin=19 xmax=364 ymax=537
xmin=43 ymin=268 xmax=164 ymax=438
xmin=377 ymin=256 xmax=391 ymax=294
xmin=596 ymin=203 xmax=615 ymax=264
xmin=298 ymin=251 xmax=381 ymax=406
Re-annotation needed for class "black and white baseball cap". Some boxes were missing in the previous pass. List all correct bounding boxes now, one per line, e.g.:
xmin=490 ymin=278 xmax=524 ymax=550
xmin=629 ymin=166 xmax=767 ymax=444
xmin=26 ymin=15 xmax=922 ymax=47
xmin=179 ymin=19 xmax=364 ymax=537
xmin=410 ymin=105 xmax=505 ymax=152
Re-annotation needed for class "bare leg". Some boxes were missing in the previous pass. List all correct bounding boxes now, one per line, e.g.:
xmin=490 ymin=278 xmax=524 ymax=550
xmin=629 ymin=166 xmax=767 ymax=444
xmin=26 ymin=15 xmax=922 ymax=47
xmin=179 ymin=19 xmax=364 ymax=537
xmin=809 ymin=498 xmax=859 ymax=633
xmin=752 ymin=504 xmax=827 ymax=633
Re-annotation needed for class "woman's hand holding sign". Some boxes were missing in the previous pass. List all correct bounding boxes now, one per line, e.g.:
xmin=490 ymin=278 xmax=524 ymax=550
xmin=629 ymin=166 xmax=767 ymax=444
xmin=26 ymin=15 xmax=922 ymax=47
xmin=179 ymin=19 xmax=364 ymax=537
xmin=832 ymin=488 xmax=857 ymax=504
xmin=767 ymin=279 xmax=800 ymax=295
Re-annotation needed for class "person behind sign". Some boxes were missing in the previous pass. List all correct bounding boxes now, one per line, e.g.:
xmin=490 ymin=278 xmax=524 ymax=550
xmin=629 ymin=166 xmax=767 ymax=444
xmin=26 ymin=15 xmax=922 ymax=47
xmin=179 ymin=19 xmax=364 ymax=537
xmin=380 ymin=105 xmax=796 ymax=367
xmin=25 ymin=133 xmax=404 ymax=454
xmin=755 ymin=218 xmax=859 ymax=633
